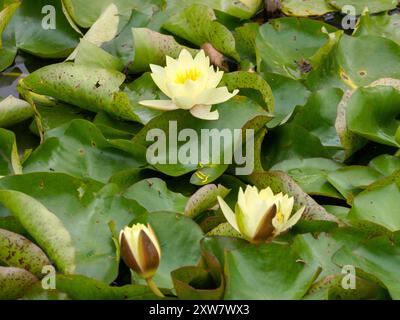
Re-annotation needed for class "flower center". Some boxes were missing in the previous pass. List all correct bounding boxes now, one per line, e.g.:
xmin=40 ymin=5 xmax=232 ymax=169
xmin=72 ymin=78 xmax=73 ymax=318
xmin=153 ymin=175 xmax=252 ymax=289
xmin=175 ymin=68 xmax=201 ymax=84
xmin=276 ymin=210 xmax=284 ymax=224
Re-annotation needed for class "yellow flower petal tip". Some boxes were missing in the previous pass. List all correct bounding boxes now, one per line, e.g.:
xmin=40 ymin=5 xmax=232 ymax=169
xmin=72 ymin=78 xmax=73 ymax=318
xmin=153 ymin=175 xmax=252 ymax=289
xmin=139 ymin=49 xmax=239 ymax=120
xmin=218 ymin=185 xmax=305 ymax=243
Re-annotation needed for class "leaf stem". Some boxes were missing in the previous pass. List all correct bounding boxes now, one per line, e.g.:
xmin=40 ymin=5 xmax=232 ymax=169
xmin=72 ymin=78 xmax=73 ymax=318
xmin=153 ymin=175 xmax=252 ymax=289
xmin=146 ymin=278 xmax=164 ymax=298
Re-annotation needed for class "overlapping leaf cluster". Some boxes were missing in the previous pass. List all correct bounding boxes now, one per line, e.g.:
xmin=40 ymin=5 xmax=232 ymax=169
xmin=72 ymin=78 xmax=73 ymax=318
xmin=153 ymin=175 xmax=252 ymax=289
xmin=0 ymin=0 xmax=399 ymax=300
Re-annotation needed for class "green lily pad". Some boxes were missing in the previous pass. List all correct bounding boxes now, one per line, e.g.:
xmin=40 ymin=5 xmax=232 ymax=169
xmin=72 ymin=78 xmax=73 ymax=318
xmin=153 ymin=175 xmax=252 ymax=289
xmin=271 ymin=158 xmax=344 ymax=198
xmin=256 ymin=18 xmax=336 ymax=79
xmin=291 ymin=88 xmax=344 ymax=150
xmin=130 ymin=28 xmax=198 ymax=73
xmin=9 ymin=0 xmax=80 ymax=58
xmin=326 ymin=166 xmax=384 ymax=203
xmin=62 ymin=0 xmax=158 ymax=28
xmin=0 ymin=228 xmax=50 ymax=278
xmin=264 ymin=72 xmax=310 ymax=128
xmin=0 ymin=0 xmax=19 ymax=49
xmin=0 ymin=266 xmax=38 ymax=300
xmin=368 ymin=154 xmax=400 ymax=176
xmin=307 ymin=35 xmax=400 ymax=91
xmin=55 ymin=274 xmax=158 ymax=300
xmin=0 ymin=95 xmax=33 ymax=128
xmin=166 ymin=0 xmax=262 ymax=20
xmin=123 ymin=178 xmax=188 ymax=213
xmin=0 ymin=172 xmax=147 ymax=282
xmin=171 ymin=266 xmax=224 ymax=300
xmin=281 ymin=0 xmax=335 ymax=17
xmin=262 ymin=123 xmax=331 ymax=169
xmin=333 ymin=233 xmax=400 ymax=299
xmin=123 ymin=73 xmax=165 ymax=124
xmin=348 ymin=171 xmax=400 ymax=232
xmin=23 ymin=119 xmax=146 ymax=183
xmin=29 ymin=102 xmax=89 ymax=135
xmin=133 ymin=96 xmax=270 ymax=181
xmin=328 ymin=0 xmax=398 ymax=15
xmin=184 ymin=184 xmax=229 ymax=219
xmin=354 ymin=13 xmax=400 ymax=45
xmin=20 ymin=62 xmax=141 ymax=122
xmin=163 ymin=4 xmax=239 ymax=60
xmin=224 ymin=242 xmax=319 ymax=299
xmin=346 ymin=86 xmax=400 ymax=147
xmin=221 ymin=71 xmax=274 ymax=112
xmin=0 ymin=128 xmax=21 ymax=175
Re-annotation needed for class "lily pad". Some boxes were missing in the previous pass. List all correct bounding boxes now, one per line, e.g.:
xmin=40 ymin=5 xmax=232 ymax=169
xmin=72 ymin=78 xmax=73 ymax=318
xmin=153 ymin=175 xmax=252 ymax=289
xmin=0 ymin=95 xmax=33 ymax=128
xmin=0 ymin=128 xmax=21 ymax=175
xmin=0 ymin=172 xmax=147 ymax=282
xmin=163 ymin=4 xmax=239 ymax=60
xmin=224 ymin=242 xmax=319 ymax=299
xmin=123 ymin=178 xmax=188 ymax=213
xmin=281 ymin=0 xmax=335 ymax=17
xmin=346 ymin=86 xmax=400 ymax=147
xmin=328 ymin=0 xmax=398 ymax=15
xmin=354 ymin=13 xmax=400 ymax=45
xmin=348 ymin=171 xmax=400 ymax=232
xmin=0 ymin=266 xmax=38 ymax=300
xmin=256 ymin=18 xmax=336 ymax=79
xmin=0 ymin=228 xmax=50 ymax=278
xmin=23 ymin=120 xmax=146 ymax=183
xmin=333 ymin=233 xmax=400 ymax=299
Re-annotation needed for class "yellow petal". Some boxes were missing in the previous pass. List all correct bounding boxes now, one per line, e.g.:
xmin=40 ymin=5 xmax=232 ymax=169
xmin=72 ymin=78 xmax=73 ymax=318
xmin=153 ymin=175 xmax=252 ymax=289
xmin=217 ymin=196 xmax=240 ymax=232
xmin=150 ymin=64 xmax=170 ymax=97
xmin=172 ymin=95 xmax=196 ymax=110
xmin=178 ymin=49 xmax=194 ymax=66
xmin=280 ymin=195 xmax=294 ymax=222
xmin=190 ymin=105 xmax=219 ymax=120
xmin=139 ymin=100 xmax=179 ymax=111
xmin=280 ymin=206 xmax=305 ymax=233
xmin=197 ymin=87 xmax=239 ymax=105
xmin=206 ymin=67 xmax=224 ymax=88
xmin=259 ymin=187 xmax=274 ymax=201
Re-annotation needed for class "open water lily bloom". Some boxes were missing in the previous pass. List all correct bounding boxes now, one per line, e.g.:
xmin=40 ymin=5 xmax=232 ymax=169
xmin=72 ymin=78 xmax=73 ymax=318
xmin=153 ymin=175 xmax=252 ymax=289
xmin=217 ymin=185 xmax=305 ymax=243
xmin=139 ymin=49 xmax=239 ymax=120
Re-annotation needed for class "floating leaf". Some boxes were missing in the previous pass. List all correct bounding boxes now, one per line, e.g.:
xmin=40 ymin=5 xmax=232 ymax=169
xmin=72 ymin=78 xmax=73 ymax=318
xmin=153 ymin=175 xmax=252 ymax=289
xmin=185 ymin=184 xmax=229 ymax=219
xmin=256 ymin=18 xmax=336 ymax=79
xmin=281 ymin=0 xmax=335 ymax=17
xmin=0 ymin=173 xmax=147 ymax=282
xmin=124 ymin=178 xmax=188 ymax=213
xmin=0 ymin=228 xmax=50 ymax=278
xmin=0 ymin=128 xmax=21 ymax=175
xmin=348 ymin=171 xmax=400 ymax=232
xmin=24 ymin=120 xmax=146 ymax=183
xmin=328 ymin=0 xmax=398 ymax=15
xmin=0 ymin=95 xmax=33 ymax=128
xmin=224 ymin=242 xmax=320 ymax=299
xmin=163 ymin=4 xmax=239 ymax=60
xmin=0 ymin=266 xmax=38 ymax=300
xmin=347 ymin=86 xmax=400 ymax=147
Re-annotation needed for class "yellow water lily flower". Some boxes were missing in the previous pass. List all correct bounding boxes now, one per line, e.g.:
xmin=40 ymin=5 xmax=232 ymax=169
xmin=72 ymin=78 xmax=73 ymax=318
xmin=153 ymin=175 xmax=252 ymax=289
xmin=139 ymin=49 xmax=239 ymax=120
xmin=217 ymin=185 xmax=305 ymax=243
xmin=119 ymin=223 xmax=161 ymax=280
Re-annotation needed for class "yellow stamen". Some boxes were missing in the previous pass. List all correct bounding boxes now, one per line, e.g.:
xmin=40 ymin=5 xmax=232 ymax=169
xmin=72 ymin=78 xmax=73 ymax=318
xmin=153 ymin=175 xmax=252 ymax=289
xmin=276 ymin=211 xmax=284 ymax=224
xmin=175 ymin=68 xmax=201 ymax=84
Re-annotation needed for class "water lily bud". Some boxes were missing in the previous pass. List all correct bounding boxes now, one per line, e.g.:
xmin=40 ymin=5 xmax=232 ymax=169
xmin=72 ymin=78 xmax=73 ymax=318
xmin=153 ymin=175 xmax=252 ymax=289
xmin=119 ymin=223 xmax=161 ymax=279
xmin=217 ymin=185 xmax=305 ymax=243
xmin=139 ymin=49 xmax=239 ymax=121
